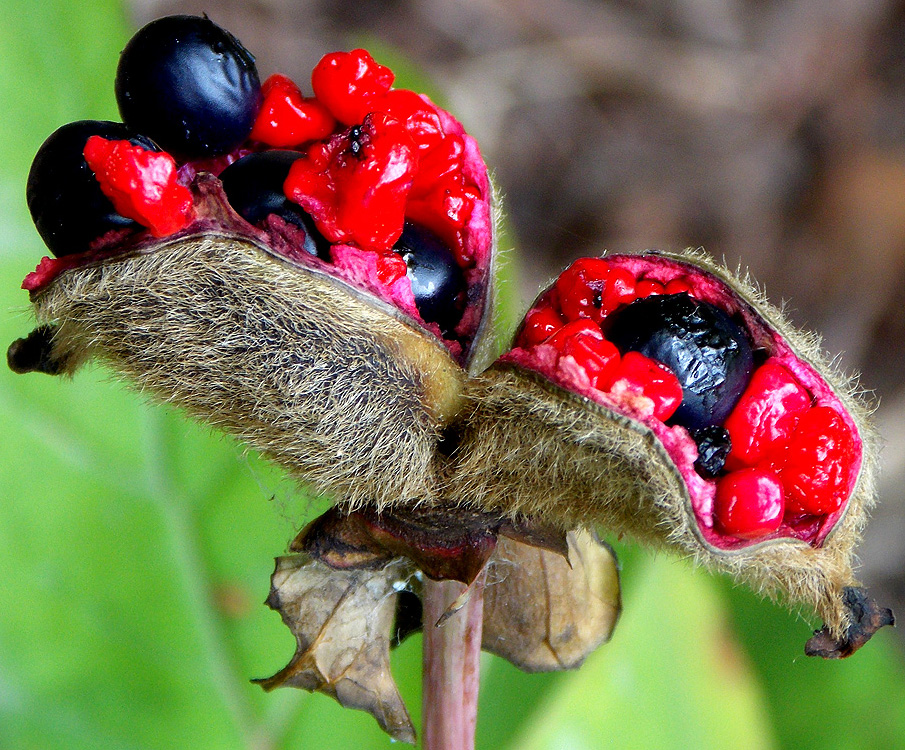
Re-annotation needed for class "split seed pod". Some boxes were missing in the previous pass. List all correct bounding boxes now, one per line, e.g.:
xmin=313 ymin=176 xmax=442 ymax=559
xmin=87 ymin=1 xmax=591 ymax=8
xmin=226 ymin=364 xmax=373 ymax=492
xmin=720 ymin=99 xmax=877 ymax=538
xmin=447 ymin=250 xmax=891 ymax=654
xmin=11 ymin=13 xmax=890 ymax=681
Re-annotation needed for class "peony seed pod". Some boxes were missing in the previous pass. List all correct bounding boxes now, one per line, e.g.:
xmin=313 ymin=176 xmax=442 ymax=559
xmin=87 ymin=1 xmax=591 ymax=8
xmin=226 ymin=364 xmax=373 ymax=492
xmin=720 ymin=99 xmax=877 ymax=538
xmin=11 ymin=30 xmax=499 ymax=512
xmin=446 ymin=250 xmax=891 ymax=654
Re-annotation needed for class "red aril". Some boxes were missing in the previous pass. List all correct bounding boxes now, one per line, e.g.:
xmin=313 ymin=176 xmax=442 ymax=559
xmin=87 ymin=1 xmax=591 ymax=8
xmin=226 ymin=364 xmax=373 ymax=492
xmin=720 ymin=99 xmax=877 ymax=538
xmin=520 ymin=305 xmax=565 ymax=346
xmin=82 ymin=136 xmax=194 ymax=237
xmin=250 ymin=74 xmax=336 ymax=147
xmin=781 ymin=406 xmax=856 ymax=516
xmin=605 ymin=351 xmax=682 ymax=421
xmin=724 ymin=359 xmax=811 ymax=469
xmin=311 ymin=49 xmax=394 ymax=125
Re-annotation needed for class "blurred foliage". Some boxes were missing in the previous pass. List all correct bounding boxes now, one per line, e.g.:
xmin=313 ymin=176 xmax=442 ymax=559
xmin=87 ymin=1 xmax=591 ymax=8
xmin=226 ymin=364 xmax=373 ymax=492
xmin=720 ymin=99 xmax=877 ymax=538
xmin=1 ymin=1 xmax=904 ymax=748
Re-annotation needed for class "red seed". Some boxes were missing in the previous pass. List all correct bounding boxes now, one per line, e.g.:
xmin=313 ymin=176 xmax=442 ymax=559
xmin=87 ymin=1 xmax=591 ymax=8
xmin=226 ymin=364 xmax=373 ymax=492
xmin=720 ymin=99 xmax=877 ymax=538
xmin=250 ymin=74 xmax=336 ymax=147
xmin=520 ymin=305 xmax=565 ymax=346
xmin=410 ymin=135 xmax=465 ymax=196
xmin=780 ymin=406 xmax=856 ymax=515
xmin=547 ymin=321 xmax=620 ymax=390
xmin=636 ymin=279 xmax=665 ymax=298
xmin=283 ymin=113 xmax=416 ymax=250
xmin=605 ymin=351 xmax=683 ymax=421
xmin=601 ymin=266 xmax=637 ymax=316
xmin=714 ymin=468 xmax=785 ymax=539
xmin=405 ymin=171 xmax=477 ymax=264
xmin=724 ymin=359 xmax=811 ymax=469
xmin=665 ymin=277 xmax=693 ymax=296
xmin=555 ymin=258 xmax=612 ymax=322
xmin=545 ymin=319 xmax=603 ymax=348
xmin=82 ymin=136 xmax=193 ymax=237
xmin=375 ymin=252 xmax=408 ymax=285
xmin=311 ymin=49 xmax=394 ymax=125
xmin=370 ymin=88 xmax=445 ymax=154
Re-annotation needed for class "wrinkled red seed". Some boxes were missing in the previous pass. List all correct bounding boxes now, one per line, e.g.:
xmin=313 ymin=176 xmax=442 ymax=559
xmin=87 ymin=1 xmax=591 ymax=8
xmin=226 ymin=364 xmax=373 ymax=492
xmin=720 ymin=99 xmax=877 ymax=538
xmin=606 ymin=351 xmax=683 ymax=421
xmin=724 ymin=359 xmax=812 ymax=469
xmin=311 ymin=49 xmax=394 ymax=125
xmin=520 ymin=305 xmax=565 ymax=346
xmin=601 ymin=266 xmax=636 ymax=316
xmin=558 ymin=328 xmax=620 ymax=390
xmin=411 ymin=134 xmax=464 ymax=190
xmin=781 ymin=406 xmax=856 ymax=515
xmin=715 ymin=468 xmax=785 ymax=539
xmin=555 ymin=258 xmax=611 ymax=321
xmin=284 ymin=113 xmax=416 ymax=250
xmin=371 ymin=89 xmax=445 ymax=154
xmin=375 ymin=252 xmax=408 ymax=285
xmin=545 ymin=319 xmax=603 ymax=348
xmin=83 ymin=136 xmax=193 ymax=237
xmin=250 ymin=74 xmax=336 ymax=147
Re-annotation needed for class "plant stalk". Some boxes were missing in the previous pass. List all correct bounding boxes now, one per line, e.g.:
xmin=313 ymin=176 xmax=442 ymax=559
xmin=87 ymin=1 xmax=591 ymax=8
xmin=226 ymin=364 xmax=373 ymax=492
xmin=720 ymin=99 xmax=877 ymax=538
xmin=421 ymin=574 xmax=485 ymax=750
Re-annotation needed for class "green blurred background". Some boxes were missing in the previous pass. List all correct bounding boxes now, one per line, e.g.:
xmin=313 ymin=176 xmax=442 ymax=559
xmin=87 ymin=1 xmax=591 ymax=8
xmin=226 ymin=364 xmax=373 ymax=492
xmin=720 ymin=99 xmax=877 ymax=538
xmin=2 ymin=1 xmax=905 ymax=748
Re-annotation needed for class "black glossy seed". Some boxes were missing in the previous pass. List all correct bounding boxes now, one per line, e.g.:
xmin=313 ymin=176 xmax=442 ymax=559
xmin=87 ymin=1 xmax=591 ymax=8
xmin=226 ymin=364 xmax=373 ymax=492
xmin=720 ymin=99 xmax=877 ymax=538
xmin=691 ymin=426 xmax=731 ymax=477
xmin=115 ymin=15 xmax=261 ymax=158
xmin=26 ymin=120 xmax=159 ymax=257
xmin=218 ymin=151 xmax=330 ymax=259
xmin=606 ymin=293 xmax=754 ymax=430
xmin=393 ymin=222 xmax=465 ymax=335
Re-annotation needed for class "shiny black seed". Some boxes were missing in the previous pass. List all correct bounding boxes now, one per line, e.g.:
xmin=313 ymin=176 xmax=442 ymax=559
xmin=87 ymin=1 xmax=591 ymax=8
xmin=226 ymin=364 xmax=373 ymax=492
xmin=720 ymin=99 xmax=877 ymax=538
xmin=218 ymin=151 xmax=330 ymax=260
xmin=691 ymin=426 xmax=731 ymax=477
xmin=26 ymin=120 xmax=159 ymax=257
xmin=606 ymin=293 xmax=754 ymax=430
xmin=393 ymin=222 xmax=465 ymax=335
xmin=115 ymin=15 xmax=261 ymax=158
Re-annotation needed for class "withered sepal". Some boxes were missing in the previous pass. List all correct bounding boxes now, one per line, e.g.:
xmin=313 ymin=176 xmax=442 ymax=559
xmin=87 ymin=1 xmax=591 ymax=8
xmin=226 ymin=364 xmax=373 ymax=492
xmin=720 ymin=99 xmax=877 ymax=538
xmin=295 ymin=505 xmax=570 ymax=585
xmin=482 ymin=530 xmax=621 ymax=671
xmin=256 ymin=554 xmax=416 ymax=744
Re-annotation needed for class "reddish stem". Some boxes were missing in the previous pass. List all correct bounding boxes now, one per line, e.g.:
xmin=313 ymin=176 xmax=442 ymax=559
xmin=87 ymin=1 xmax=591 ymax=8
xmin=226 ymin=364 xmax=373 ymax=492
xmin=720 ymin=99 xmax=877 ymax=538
xmin=421 ymin=574 xmax=485 ymax=750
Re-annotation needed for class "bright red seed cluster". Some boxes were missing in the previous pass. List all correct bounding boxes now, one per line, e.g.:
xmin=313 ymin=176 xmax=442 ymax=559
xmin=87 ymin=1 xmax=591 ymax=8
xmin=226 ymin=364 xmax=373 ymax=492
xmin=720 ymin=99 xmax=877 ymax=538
xmin=718 ymin=365 xmax=856 ymax=539
xmin=71 ymin=48 xmax=484 ymax=310
xmin=514 ymin=257 xmax=858 ymax=544
xmin=284 ymin=113 xmax=417 ymax=255
xmin=82 ymin=136 xmax=194 ymax=236
xmin=518 ymin=258 xmax=686 ymax=421
xmin=283 ymin=49 xmax=482 ymax=268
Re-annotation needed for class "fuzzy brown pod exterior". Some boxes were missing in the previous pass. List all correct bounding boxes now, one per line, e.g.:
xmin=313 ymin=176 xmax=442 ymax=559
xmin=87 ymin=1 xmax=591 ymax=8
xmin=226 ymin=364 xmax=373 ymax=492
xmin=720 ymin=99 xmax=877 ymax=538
xmin=19 ymin=169 xmax=494 ymax=511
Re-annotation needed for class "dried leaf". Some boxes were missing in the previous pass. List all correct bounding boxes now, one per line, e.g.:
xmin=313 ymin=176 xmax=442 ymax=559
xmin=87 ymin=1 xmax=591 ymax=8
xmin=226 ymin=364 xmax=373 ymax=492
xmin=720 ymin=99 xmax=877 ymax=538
xmin=482 ymin=530 xmax=621 ymax=671
xmin=256 ymin=554 xmax=416 ymax=744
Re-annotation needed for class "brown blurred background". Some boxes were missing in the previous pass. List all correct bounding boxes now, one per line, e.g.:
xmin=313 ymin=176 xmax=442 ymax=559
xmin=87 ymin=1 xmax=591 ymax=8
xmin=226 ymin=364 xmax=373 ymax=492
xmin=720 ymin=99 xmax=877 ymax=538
xmin=135 ymin=0 xmax=905 ymax=626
